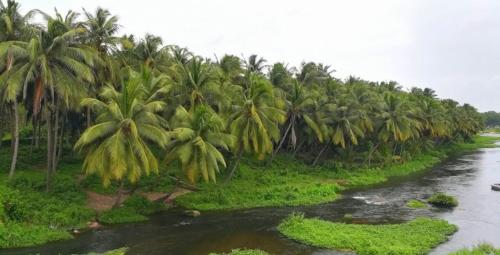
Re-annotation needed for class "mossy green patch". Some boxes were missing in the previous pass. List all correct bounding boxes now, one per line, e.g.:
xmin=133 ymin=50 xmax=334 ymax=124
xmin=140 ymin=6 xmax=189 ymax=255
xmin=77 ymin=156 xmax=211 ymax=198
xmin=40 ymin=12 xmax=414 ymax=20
xmin=428 ymin=193 xmax=458 ymax=208
xmin=278 ymin=213 xmax=457 ymax=255
xmin=209 ymin=249 xmax=270 ymax=255
xmin=85 ymin=247 xmax=129 ymax=255
xmin=406 ymin=199 xmax=428 ymax=209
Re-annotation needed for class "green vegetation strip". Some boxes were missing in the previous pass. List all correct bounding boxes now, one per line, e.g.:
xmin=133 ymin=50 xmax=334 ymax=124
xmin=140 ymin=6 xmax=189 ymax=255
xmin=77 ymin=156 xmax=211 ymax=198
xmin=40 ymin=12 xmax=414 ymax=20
xmin=209 ymin=249 xmax=270 ymax=255
xmin=278 ymin=214 xmax=457 ymax=255
xmin=178 ymin=136 xmax=499 ymax=210
xmin=448 ymin=243 xmax=500 ymax=255
xmin=406 ymin=199 xmax=428 ymax=209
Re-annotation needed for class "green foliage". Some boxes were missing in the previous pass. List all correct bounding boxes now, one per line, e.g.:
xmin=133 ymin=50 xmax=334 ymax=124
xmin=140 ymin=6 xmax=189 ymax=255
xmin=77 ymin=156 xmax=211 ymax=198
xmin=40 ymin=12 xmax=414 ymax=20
xmin=448 ymin=243 xmax=500 ymax=255
xmin=427 ymin=193 xmax=458 ymax=208
xmin=98 ymin=195 xmax=165 ymax=224
xmin=178 ymin=152 xmax=439 ymax=210
xmin=98 ymin=207 xmax=147 ymax=224
xmin=406 ymin=199 xmax=427 ymax=209
xmin=0 ymin=223 xmax=72 ymax=248
xmin=278 ymin=213 xmax=457 ymax=255
xmin=209 ymin=249 xmax=270 ymax=255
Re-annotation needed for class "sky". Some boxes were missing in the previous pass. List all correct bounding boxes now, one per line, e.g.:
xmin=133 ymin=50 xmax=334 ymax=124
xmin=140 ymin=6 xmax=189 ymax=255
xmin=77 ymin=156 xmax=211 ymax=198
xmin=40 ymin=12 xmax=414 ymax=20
xmin=19 ymin=0 xmax=500 ymax=112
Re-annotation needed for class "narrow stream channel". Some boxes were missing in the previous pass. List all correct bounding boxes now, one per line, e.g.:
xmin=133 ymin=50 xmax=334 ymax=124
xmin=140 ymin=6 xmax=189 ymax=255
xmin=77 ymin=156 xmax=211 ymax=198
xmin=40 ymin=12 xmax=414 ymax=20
xmin=3 ymin=141 xmax=500 ymax=255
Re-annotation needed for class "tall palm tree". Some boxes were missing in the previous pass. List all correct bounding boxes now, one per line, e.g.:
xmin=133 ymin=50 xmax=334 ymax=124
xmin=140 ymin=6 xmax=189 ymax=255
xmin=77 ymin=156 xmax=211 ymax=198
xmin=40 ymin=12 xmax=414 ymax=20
xmin=0 ymin=16 xmax=100 ymax=187
xmin=227 ymin=73 xmax=285 ymax=180
xmin=74 ymin=70 xmax=168 ymax=193
xmin=245 ymin=54 xmax=266 ymax=74
xmin=273 ymin=81 xmax=323 ymax=156
xmin=165 ymin=105 xmax=233 ymax=184
xmin=0 ymin=0 xmax=35 ymax=178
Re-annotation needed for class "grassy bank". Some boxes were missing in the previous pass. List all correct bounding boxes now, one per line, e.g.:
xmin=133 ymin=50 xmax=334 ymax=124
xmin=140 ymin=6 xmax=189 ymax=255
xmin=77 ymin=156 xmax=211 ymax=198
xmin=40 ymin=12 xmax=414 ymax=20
xmin=177 ymin=136 xmax=499 ymax=210
xmin=448 ymin=243 xmax=500 ymax=255
xmin=278 ymin=214 xmax=457 ymax=255
xmin=0 ymin=146 xmax=169 ymax=248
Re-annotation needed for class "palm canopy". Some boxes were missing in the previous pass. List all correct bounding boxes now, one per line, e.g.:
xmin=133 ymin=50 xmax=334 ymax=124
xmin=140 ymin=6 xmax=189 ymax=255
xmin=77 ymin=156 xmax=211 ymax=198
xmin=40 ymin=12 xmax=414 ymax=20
xmin=377 ymin=93 xmax=421 ymax=143
xmin=165 ymin=105 xmax=234 ymax=184
xmin=0 ymin=16 xmax=100 ymax=112
xmin=74 ymin=70 xmax=168 ymax=186
xmin=229 ymin=73 xmax=286 ymax=159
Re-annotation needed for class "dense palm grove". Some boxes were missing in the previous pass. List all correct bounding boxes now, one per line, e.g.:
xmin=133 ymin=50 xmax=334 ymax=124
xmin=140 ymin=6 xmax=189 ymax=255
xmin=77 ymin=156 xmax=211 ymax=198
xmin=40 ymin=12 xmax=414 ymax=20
xmin=0 ymin=0 xmax=484 ymax=189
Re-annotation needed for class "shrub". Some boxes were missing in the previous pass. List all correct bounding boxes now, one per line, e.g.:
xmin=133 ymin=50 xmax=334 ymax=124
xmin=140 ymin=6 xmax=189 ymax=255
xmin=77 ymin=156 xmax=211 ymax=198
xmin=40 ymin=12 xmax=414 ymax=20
xmin=123 ymin=194 xmax=164 ymax=215
xmin=427 ymin=193 xmax=458 ymax=208
xmin=98 ymin=207 xmax=147 ymax=224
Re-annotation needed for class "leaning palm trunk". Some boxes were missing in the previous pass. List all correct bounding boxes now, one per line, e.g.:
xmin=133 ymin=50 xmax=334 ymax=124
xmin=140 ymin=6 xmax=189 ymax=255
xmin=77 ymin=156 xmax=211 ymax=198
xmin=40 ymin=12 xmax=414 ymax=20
xmin=113 ymin=181 xmax=125 ymax=208
xmin=272 ymin=117 xmax=295 ymax=159
xmin=8 ymin=101 xmax=19 ymax=180
xmin=226 ymin=148 xmax=244 ymax=183
xmin=312 ymin=143 xmax=329 ymax=166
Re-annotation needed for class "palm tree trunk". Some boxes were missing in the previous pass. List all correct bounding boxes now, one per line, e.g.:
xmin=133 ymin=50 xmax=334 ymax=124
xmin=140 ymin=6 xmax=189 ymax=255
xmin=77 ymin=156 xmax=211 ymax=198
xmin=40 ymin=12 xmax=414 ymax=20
xmin=367 ymin=142 xmax=380 ymax=166
xmin=272 ymin=117 xmax=295 ymax=160
xmin=51 ymin=106 xmax=59 ymax=172
xmin=292 ymin=140 xmax=305 ymax=157
xmin=8 ymin=101 xmax=19 ymax=180
xmin=313 ymin=143 xmax=329 ymax=166
xmin=113 ymin=181 xmax=125 ymax=208
xmin=46 ymin=108 xmax=53 ymax=191
xmin=55 ymin=114 xmax=65 ymax=170
xmin=86 ymin=107 xmax=91 ymax=129
xmin=226 ymin=148 xmax=244 ymax=183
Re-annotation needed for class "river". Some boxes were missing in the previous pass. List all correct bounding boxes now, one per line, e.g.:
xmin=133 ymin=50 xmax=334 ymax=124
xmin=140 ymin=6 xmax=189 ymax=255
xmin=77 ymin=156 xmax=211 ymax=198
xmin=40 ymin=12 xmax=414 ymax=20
xmin=3 ymin=141 xmax=500 ymax=255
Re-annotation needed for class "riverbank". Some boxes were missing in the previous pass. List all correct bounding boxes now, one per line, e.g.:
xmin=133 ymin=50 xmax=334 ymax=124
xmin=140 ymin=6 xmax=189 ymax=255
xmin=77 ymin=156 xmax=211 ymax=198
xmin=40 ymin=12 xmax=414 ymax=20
xmin=0 ymin=136 xmax=497 ymax=249
xmin=177 ymin=135 xmax=499 ymax=210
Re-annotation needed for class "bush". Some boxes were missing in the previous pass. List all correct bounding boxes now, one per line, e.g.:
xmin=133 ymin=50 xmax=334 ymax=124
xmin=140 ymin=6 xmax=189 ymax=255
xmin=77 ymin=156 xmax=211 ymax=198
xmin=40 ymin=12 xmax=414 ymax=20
xmin=98 ymin=207 xmax=147 ymax=224
xmin=98 ymin=195 xmax=165 ymax=224
xmin=123 ymin=194 xmax=163 ymax=215
xmin=427 ymin=193 xmax=458 ymax=208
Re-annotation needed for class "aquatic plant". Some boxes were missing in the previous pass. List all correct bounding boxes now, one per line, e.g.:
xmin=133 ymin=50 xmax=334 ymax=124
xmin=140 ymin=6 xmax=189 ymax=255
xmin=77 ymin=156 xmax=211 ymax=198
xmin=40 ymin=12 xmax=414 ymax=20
xmin=427 ymin=193 xmax=458 ymax=208
xmin=406 ymin=199 xmax=428 ymax=209
xmin=278 ymin=213 xmax=457 ymax=255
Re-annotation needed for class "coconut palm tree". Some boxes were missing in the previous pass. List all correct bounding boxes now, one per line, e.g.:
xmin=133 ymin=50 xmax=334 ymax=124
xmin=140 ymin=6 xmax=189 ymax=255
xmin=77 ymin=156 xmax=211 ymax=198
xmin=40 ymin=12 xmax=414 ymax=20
xmin=0 ymin=16 xmax=100 ymax=187
xmin=165 ymin=105 xmax=233 ymax=184
xmin=227 ymin=73 xmax=285 ymax=180
xmin=273 ymin=81 xmax=323 ymax=156
xmin=74 ymin=70 xmax=168 ymax=195
xmin=0 ymin=0 xmax=35 ymax=178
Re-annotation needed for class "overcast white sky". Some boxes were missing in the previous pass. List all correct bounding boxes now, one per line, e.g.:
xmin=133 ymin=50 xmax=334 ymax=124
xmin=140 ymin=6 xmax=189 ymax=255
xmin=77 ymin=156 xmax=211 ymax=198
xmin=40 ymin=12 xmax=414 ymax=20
xmin=19 ymin=0 xmax=500 ymax=111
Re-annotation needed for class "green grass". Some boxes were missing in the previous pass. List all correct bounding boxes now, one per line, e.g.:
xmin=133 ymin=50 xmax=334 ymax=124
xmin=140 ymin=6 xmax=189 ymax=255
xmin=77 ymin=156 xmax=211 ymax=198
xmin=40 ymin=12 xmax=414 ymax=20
xmin=209 ymin=249 xmax=270 ymax=255
xmin=98 ymin=195 xmax=166 ymax=224
xmin=278 ymin=213 xmax=457 ymax=255
xmin=427 ymin=193 xmax=458 ymax=208
xmin=448 ymin=243 xmax=500 ymax=255
xmin=0 ymin=223 xmax=72 ymax=248
xmin=178 ymin=136 xmax=499 ymax=211
xmin=406 ymin=199 xmax=428 ymax=209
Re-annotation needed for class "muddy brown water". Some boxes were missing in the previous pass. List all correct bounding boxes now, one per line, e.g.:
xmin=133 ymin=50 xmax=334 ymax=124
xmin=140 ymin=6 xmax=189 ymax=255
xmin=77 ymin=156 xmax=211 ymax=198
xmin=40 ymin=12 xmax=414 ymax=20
xmin=3 ymin=140 xmax=500 ymax=255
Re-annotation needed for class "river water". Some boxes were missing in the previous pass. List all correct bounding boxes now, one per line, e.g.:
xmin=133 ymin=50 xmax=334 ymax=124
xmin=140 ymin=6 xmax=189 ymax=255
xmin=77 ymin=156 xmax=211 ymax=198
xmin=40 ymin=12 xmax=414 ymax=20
xmin=3 ymin=142 xmax=500 ymax=255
